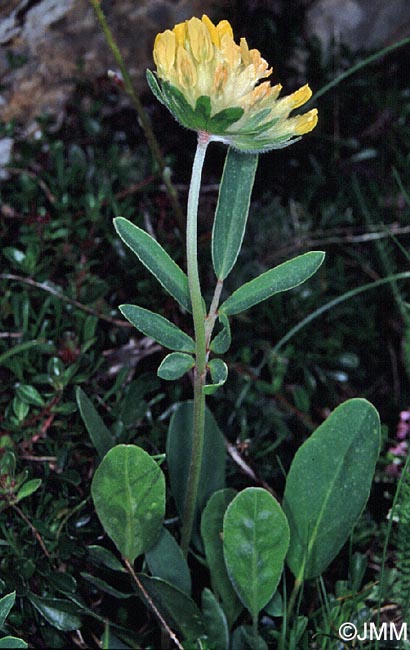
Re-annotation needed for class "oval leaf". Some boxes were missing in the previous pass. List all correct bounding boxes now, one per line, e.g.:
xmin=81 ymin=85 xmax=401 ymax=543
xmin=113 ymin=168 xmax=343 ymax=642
xmin=223 ymin=487 xmax=290 ymax=619
xmin=137 ymin=575 xmax=204 ymax=642
xmin=220 ymin=251 xmax=325 ymax=315
xmin=28 ymin=594 xmax=81 ymax=632
xmin=157 ymin=352 xmax=194 ymax=381
xmin=0 ymin=637 xmax=28 ymax=649
xmin=91 ymin=445 xmax=165 ymax=562
xmin=210 ymin=313 xmax=231 ymax=355
xmin=283 ymin=398 xmax=380 ymax=580
xmin=16 ymin=479 xmax=42 ymax=503
xmin=120 ymin=304 xmax=195 ymax=353
xmin=145 ymin=527 xmax=191 ymax=595
xmin=0 ymin=592 xmax=15 ymax=628
xmin=204 ymin=359 xmax=228 ymax=395
xmin=114 ymin=217 xmax=191 ymax=312
xmin=76 ymin=387 xmax=114 ymax=459
xmin=166 ymin=402 xmax=225 ymax=540
xmin=212 ymin=148 xmax=258 ymax=280
xmin=200 ymin=489 xmax=243 ymax=628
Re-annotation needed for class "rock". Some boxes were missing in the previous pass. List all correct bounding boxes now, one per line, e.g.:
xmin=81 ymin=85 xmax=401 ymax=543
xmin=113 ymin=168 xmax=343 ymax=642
xmin=0 ymin=0 xmax=217 ymax=132
xmin=306 ymin=0 xmax=410 ymax=55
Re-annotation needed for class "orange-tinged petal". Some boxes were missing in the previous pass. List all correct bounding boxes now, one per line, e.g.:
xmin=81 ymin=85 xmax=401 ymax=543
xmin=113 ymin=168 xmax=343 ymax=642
xmin=176 ymin=46 xmax=197 ymax=89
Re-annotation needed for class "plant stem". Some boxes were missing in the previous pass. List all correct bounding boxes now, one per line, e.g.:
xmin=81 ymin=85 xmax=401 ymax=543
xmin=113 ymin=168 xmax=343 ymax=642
xmin=205 ymin=278 xmax=224 ymax=347
xmin=88 ymin=0 xmax=185 ymax=229
xmin=180 ymin=133 xmax=209 ymax=556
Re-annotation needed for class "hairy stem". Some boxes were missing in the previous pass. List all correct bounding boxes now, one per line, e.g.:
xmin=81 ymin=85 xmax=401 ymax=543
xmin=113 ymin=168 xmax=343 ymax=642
xmin=180 ymin=133 xmax=209 ymax=556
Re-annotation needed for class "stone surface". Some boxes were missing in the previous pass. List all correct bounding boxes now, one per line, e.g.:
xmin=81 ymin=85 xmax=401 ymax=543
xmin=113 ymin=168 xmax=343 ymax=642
xmin=0 ymin=0 xmax=217 ymax=131
xmin=306 ymin=0 xmax=410 ymax=55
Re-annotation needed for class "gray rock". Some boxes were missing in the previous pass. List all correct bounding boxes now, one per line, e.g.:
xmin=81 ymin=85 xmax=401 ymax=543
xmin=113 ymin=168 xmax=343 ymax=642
xmin=0 ymin=0 xmax=217 ymax=132
xmin=306 ymin=0 xmax=410 ymax=55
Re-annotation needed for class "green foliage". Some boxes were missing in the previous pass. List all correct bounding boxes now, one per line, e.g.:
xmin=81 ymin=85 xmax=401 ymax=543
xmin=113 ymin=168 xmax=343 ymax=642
xmin=284 ymin=399 xmax=380 ymax=580
xmin=223 ymin=488 xmax=290 ymax=619
xmin=220 ymin=251 xmax=325 ymax=315
xmin=157 ymin=352 xmax=194 ymax=380
xmin=393 ymin=469 xmax=410 ymax=619
xmin=91 ymin=445 xmax=166 ymax=562
xmin=120 ymin=304 xmax=195 ymax=352
xmin=212 ymin=148 xmax=259 ymax=280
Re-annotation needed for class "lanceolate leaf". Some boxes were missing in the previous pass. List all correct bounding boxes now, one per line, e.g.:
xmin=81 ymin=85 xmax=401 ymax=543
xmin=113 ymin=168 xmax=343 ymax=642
xmin=166 ymin=402 xmax=225 ymax=527
xmin=145 ymin=527 xmax=191 ymax=596
xmin=202 ymin=588 xmax=229 ymax=650
xmin=120 ymin=304 xmax=195 ymax=353
xmin=91 ymin=445 xmax=165 ymax=563
xmin=223 ymin=488 xmax=290 ymax=619
xmin=0 ymin=592 xmax=16 ymax=628
xmin=76 ymin=387 xmax=114 ymax=459
xmin=114 ymin=217 xmax=191 ymax=312
xmin=283 ymin=399 xmax=380 ymax=580
xmin=212 ymin=148 xmax=258 ymax=280
xmin=200 ymin=489 xmax=242 ymax=628
xmin=220 ymin=251 xmax=325 ymax=315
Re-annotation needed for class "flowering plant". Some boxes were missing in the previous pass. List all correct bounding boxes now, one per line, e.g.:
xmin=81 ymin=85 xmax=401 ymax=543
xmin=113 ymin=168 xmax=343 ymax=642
xmin=87 ymin=13 xmax=381 ymax=650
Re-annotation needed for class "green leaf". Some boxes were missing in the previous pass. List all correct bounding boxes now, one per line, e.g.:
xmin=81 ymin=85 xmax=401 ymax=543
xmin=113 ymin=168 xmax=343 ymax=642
xmin=0 ymin=592 xmax=15 ymax=628
xmin=114 ymin=217 xmax=191 ymax=312
xmin=76 ymin=387 xmax=115 ymax=459
xmin=81 ymin=573 xmax=132 ymax=599
xmin=28 ymin=594 xmax=81 ymax=631
xmin=145 ymin=527 xmax=191 ymax=595
xmin=210 ymin=313 xmax=231 ymax=354
xmin=166 ymin=402 xmax=225 ymax=534
xmin=120 ymin=304 xmax=195 ymax=353
xmin=15 ymin=384 xmax=45 ymax=407
xmin=283 ymin=399 xmax=380 ymax=580
xmin=91 ymin=445 xmax=166 ymax=562
xmin=230 ymin=626 xmax=268 ymax=650
xmin=146 ymin=69 xmax=166 ymax=106
xmin=0 ymin=637 xmax=27 ymax=649
xmin=202 ymin=588 xmax=229 ymax=650
xmin=87 ymin=545 xmax=126 ymax=572
xmin=200 ymin=489 xmax=242 ymax=628
xmin=223 ymin=487 xmax=290 ymax=619
xmin=195 ymin=96 xmax=212 ymax=122
xmin=264 ymin=590 xmax=283 ymax=617
xmin=220 ymin=251 xmax=325 ymax=315
xmin=212 ymin=148 xmax=258 ymax=280
xmin=208 ymin=107 xmax=244 ymax=133
xmin=157 ymin=352 xmax=194 ymax=381
xmin=204 ymin=359 xmax=228 ymax=395
xmin=15 ymin=478 xmax=42 ymax=502
xmin=137 ymin=575 xmax=205 ymax=642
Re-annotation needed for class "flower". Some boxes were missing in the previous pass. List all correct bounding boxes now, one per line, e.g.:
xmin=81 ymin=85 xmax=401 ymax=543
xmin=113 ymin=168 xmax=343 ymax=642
xmin=147 ymin=14 xmax=318 ymax=152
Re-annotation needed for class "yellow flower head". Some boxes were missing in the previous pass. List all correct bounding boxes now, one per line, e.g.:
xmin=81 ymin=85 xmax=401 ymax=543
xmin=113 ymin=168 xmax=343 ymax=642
xmin=147 ymin=15 xmax=318 ymax=152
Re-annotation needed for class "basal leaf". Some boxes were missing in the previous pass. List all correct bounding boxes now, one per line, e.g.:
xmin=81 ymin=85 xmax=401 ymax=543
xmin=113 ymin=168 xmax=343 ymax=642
xmin=220 ymin=251 xmax=325 ymax=315
xmin=200 ymin=489 xmax=242 ymax=628
xmin=212 ymin=148 xmax=258 ymax=280
xmin=120 ymin=304 xmax=195 ymax=353
xmin=283 ymin=399 xmax=380 ymax=580
xmin=28 ymin=594 xmax=82 ymax=632
xmin=114 ymin=217 xmax=191 ymax=312
xmin=145 ymin=527 xmax=191 ymax=596
xmin=91 ymin=445 xmax=165 ymax=563
xmin=76 ymin=387 xmax=115 ymax=459
xmin=223 ymin=487 xmax=290 ymax=619
xmin=166 ymin=402 xmax=225 ymax=544
xmin=0 ymin=592 xmax=15 ymax=628
xmin=202 ymin=588 xmax=229 ymax=650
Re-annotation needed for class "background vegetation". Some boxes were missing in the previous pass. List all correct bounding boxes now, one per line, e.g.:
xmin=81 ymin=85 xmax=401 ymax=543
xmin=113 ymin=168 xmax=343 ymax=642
xmin=1 ymin=3 xmax=410 ymax=648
